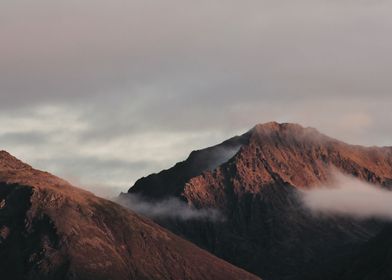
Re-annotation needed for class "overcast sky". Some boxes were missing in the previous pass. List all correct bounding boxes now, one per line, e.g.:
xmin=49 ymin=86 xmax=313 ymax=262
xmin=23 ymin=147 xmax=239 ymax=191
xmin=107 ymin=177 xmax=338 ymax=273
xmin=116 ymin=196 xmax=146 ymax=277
xmin=1 ymin=0 xmax=391 ymax=197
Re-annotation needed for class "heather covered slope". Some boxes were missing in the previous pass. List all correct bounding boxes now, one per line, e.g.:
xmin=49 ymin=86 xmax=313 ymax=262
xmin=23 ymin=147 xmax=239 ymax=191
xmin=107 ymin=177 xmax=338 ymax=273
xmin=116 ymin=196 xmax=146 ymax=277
xmin=126 ymin=122 xmax=392 ymax=280
xmin=0 ymin=151 xmax=260 ymax=280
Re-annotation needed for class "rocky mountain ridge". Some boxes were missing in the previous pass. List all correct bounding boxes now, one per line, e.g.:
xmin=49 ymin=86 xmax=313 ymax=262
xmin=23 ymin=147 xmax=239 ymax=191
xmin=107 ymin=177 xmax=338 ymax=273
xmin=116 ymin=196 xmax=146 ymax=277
xmin=0 ymin=151 xmax=260 ymax=280
xmin=126 ymin=122 xmax=392 ymax=280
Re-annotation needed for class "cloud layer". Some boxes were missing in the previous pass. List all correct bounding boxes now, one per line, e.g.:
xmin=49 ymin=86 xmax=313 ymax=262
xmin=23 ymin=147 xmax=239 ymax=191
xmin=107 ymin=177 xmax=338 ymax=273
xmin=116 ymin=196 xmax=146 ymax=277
xmin=1 ymin=0 xmax=391 ymax=196
xmin=117 ymin=194 xmax=224 ymax=221
xmin=302 ymin=173 xmax=392 ymax=221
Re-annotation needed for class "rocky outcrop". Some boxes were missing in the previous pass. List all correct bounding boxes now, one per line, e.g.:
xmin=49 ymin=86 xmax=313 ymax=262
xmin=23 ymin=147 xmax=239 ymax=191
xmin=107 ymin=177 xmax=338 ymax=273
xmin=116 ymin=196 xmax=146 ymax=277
xmin=126 ymin=122 xmax=392 ymax=280
xmin=0 ymin=151 xmax=260 ymax=280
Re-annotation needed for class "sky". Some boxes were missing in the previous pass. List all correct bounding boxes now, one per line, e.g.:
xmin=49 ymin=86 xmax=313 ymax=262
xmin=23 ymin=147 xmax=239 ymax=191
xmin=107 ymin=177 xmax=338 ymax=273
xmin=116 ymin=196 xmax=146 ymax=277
xmin=1 ymin=0 xmax=391 ymax=197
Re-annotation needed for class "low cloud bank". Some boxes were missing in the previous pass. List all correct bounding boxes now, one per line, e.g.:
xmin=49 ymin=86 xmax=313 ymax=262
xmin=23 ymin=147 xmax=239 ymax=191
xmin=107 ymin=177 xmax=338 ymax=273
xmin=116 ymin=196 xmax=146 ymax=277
xmin=301 ymin=172 xmax=392 ymax=220
xmin=117 ymin=194 xmax=224 ymax=222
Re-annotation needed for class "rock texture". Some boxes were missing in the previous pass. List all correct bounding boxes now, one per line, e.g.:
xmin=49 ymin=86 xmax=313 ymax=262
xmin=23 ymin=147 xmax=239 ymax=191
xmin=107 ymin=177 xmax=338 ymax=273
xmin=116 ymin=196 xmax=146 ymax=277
xmin=126 ymin=122 xmax=392 ymax=280
xmin=0 ymin=151 xmax=260 ymax=280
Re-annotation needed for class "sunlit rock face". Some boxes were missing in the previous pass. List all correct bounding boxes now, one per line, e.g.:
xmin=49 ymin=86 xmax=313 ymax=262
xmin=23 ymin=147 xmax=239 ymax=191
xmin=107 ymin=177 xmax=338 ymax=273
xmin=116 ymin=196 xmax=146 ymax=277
xmin=0 ymin=151 xmax=260 ymax=280
xmin=127 ymin=122 xmax=392 ymax=280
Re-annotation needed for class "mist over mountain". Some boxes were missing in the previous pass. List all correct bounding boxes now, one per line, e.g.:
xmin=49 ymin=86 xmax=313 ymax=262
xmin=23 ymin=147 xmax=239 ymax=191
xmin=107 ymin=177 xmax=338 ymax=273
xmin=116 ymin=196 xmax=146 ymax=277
xmin=302 ymin=172 xmax=392 ymax=221
xmin=2 ymin=0 xmax=391 ymax=278
xmin=117 ymin=193 xmax=224 ymax=221
xmin=1 ymin=121 xmax=392 ymax=280
xmin=123 ymin=122 xmax=392 ymax=280
xmin=0 ymin=151 xmax=259 ymax=280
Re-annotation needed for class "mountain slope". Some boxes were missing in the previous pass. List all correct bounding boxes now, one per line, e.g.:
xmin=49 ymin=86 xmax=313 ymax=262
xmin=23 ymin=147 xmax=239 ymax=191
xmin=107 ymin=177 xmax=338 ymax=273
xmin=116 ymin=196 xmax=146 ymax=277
xmin=0 ymin=151 xmax=260 ymax=280
xmin=126 ymin=122 xmax=392 ymax=280
xmin=336 ymin=224 xmax=392 ymax=280
xmin=130 ymin=134 xmax=248 ymax=199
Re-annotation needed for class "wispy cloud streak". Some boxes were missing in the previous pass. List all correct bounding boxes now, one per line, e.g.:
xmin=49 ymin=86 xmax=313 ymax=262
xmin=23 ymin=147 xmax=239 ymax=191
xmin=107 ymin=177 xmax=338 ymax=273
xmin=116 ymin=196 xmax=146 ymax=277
xmin=117 ymin=194 xmax=224 ymax=221
xmin=302 ymin=173 xmax=392 ymax=220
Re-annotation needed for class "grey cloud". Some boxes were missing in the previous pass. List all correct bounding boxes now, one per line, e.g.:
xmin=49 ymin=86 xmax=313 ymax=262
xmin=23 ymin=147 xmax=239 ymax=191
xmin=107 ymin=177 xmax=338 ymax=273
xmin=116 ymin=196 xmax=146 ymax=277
xmin=0 ymin=0 xmax=391 ymax=197
xmin=301 ymin=172 xmax=392 ymax=221
xmin=117 ymin=194 xmax=224 ymax=221
xmin=0 ymin=131 xmax=47 ymax=145
xmin=34 ymin=156 xmax=151 ymax=176
xmin=32 ymin=156 xmax=155 ymax=197
xmin=2 ymin=0 xmax=392 ymax=104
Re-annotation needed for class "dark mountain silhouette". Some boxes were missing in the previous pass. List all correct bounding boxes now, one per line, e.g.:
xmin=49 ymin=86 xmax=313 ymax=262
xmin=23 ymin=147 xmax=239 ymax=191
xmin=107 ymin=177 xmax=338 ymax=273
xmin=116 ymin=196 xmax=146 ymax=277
xmin=125 ymin=122 xmax=392 ymax=280
xmin=331 ymin=224 xmax=392 ymax=280
xmin=0 ymin=151 xmax=260 ymax=280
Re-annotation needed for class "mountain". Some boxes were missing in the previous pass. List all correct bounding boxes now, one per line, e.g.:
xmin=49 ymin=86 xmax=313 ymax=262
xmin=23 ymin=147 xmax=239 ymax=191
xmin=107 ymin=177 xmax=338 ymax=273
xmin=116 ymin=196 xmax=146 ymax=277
xmin=124 ymin=122 xmax=392 ymax=280
xmin=332 ymin=224 xmax=392 ymax=280
xmin=0 ymin=151 xmax=260 ymax=280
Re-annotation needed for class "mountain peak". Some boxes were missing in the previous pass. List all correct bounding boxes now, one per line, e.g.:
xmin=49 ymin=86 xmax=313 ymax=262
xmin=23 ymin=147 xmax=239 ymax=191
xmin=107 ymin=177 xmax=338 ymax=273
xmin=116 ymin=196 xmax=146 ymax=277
xmin=252 ymin=121 xmax=307 ymax=131
xmin=0 ymin=150 xmax=31 ymax=170
xmin=247 ymin=122 xmax=337 ymax=150
xmin=0 ymin=152 xmax=259 ymax=280
xmin=0 ymin=150 xmax=18 ymax=160
xmin=126 ymin=123 xmax=392 ymax=279
xmin=251 ymin=122 xmax=323 ymax=139
xmin=252 ymin=121 xmax=285 ymax=130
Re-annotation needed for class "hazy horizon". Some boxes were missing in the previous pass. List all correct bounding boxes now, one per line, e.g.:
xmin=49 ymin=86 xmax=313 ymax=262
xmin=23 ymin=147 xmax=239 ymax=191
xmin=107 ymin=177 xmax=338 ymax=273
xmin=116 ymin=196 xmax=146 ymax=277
xmin=1 ymin=0 xmax=391 ymax=197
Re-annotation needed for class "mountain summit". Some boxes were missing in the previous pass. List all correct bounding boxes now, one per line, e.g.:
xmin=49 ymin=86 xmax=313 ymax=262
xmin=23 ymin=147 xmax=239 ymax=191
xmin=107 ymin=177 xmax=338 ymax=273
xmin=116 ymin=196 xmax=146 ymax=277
xmin=130 ymin=122 xmax=392 ymax=199
xmin=125 ymin=122 xmax=392 ymax=280
xmin=0 ymin=151 xmax=259 ymax=280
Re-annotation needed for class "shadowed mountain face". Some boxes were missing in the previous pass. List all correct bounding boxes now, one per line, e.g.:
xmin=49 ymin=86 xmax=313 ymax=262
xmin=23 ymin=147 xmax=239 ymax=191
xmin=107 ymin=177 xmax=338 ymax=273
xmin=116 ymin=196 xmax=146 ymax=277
xmin=334 ymin=224 xmax=392 ymax=280
xmin=0 ymin=151 xmax=260 ymax=280
xmin=125 ymin=122 xmax=392 ymax=280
